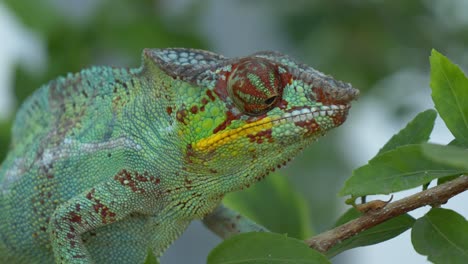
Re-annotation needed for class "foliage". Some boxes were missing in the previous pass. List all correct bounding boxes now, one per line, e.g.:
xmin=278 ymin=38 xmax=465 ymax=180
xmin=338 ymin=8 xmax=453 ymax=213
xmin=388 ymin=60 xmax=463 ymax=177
xmin=223 ymin=173 xmax=313 ymax=239
xmin=207 ymin=233 xmax=329 ymax=264
xmin=412 ymin=208 xmax=468 ymax=264
xmin=326 ymin=209 xmax=415 ymax=258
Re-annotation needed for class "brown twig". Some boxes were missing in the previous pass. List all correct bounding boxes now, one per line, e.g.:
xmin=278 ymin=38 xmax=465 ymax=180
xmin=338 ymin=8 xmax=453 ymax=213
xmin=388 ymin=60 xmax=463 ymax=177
xmin=306 ymin=175 xmax=468 ymax=253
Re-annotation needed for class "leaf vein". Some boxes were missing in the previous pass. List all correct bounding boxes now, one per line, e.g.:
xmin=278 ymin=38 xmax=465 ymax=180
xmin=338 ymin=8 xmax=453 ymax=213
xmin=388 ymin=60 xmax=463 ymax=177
xmin=426 ymin=217 xmax=468 ymax=257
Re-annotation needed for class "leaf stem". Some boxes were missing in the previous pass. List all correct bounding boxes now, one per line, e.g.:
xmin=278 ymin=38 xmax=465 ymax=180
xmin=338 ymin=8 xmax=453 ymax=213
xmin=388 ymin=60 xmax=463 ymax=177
xmin=305 ymin=175 xmax=468 ymax=253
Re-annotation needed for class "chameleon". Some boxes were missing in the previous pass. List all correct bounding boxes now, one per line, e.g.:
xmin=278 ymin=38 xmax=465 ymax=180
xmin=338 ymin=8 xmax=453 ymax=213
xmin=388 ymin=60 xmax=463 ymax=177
xmin=0 ymin=48 xmax=358 ymax=263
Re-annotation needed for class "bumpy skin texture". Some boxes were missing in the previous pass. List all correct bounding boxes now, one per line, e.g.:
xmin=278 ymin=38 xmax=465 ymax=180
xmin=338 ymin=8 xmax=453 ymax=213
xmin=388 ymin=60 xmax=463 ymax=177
xmin=0 ymin=48 xmax=358 ymax=263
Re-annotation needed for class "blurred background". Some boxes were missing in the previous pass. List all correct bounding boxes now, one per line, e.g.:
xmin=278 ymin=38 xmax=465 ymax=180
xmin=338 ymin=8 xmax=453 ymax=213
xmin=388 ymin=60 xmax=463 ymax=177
xmin=1 ymin=0 xmax=467 ymax=263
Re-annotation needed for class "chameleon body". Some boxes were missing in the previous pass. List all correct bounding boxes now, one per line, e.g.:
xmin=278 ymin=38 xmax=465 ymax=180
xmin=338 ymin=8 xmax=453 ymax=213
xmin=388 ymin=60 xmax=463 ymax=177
xmin=0 ymin=48 xmax=358 ymax=263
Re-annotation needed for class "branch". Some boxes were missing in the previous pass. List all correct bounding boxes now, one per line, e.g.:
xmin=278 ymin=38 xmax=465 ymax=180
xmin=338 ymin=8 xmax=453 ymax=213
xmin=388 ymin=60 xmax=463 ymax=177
xmin=306 ymin=175 xmax=468 ymax=253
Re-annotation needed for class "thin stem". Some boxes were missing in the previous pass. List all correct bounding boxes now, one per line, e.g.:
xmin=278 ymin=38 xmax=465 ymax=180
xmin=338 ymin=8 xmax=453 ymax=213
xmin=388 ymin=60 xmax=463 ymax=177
xmin=306 ymin=175 xmax=468 ymax=253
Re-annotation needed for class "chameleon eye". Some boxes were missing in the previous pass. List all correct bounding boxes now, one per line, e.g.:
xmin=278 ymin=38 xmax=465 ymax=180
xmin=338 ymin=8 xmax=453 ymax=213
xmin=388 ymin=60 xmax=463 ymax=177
xmin=227 ymin=58 xmax=282 ymax=115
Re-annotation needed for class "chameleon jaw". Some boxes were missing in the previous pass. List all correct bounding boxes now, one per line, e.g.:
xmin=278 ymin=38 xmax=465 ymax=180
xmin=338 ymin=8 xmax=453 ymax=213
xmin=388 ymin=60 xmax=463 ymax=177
xmin=192 ymin=104 xmax=350 ymax=152
xmin=271 ymin=104 xmax=351 ymax=137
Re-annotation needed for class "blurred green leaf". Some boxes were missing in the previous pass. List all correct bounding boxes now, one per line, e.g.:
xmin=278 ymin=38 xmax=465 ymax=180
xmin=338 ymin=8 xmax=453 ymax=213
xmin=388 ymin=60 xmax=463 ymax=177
xmin=422 ymin=143 xmax=468 ymax=170
xmin=207 ymin=232 xmax=329 ymax=264
xmin=3 ymin=0 xmax=64 ymax=34
xmin=437 ymin=175 xmax=461 ymax=185
xmin=339 ymin=145 xmax=466 ymax=197
xmin=7 ymin=0 xmax=207 ymax=105
xmin=223 ymin=173 xmax=313 ymax=239
xmin=0 ymin=120 xmax=12 ymax=162
xmin=326 ymin=208 xmax=414 ymax=257
xmin=430 ymin=49 xmax=468 ymax=146
xmin=377 ymin=109 xmax=437 ymax=155
xmin=144 ymin=250 xmax=159 ymax=264
xmin=411 ymin=208 xmax=468 ymax=264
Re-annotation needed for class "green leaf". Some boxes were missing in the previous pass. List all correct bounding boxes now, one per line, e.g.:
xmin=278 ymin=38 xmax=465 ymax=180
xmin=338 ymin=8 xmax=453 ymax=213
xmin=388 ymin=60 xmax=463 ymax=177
xmin=207 ymin=232 xmax=330 ymax=264
xmin=144 ymin=250 xmax=159 ymax=264
xmin=0 ymin=119 xmax=12 ymax=162
xmin=426 ymin=143 xmax=467 ymax=185
xmin=223 ymin=173 xmax=313 ymax=239
xmin=422 ymin=143 xmax=468 ymax=170
xmin=437 ymin=175 xmax=461 ymax=185
xmin=411 ymin=208 xmax=468 ymax=264
xmin=430 ymin=49 xmax=468 ymax=146
xmin=339 ymin=144 xmax=466 ymax=197
xmin=377 ymin=109 xmax=437 ymax=155
xmin=326 ymin=208 xmax=415 ymax=257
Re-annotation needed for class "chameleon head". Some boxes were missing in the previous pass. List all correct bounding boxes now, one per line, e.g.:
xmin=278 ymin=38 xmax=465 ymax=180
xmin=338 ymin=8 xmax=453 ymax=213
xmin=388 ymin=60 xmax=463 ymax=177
xmin=145 ymin=49 xmax=359 ymax=189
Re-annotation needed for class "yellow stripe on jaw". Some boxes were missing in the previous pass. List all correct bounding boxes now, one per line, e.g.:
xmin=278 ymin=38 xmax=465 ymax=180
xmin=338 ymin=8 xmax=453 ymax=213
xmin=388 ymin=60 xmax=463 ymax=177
xmin=193 ymin=116 xmax=274 ymax=151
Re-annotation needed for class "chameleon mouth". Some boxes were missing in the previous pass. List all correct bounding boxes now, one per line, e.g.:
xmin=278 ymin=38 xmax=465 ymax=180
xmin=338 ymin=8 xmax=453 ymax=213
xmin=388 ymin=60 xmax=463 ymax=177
xmin=193 ymin=104 xmax=350 ymax=151
xmin=273 ymin=104 xmax=350 ymax=126
xmin=280 ymin=104 xmax=349 ymax=122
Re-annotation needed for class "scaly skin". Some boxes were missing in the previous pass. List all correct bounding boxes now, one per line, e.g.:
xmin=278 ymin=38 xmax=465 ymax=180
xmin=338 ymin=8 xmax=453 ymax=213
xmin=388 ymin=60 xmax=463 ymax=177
xmin=0 ymin=48 xmax=358 ymax=263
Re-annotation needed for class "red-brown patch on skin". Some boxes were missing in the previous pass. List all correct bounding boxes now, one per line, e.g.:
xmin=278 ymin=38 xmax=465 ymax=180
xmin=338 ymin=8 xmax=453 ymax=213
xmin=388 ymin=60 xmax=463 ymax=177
xmin=313 ymin=87 xmax=349 ymax=106
xmin=190 ymin=105 xmax=198 ymax=114
xmin=92 ymin=202 xmax=116 ymax=224
xmin=114 ymin=169 xmax=155 ymax=193
xmin=68 ymin=212 xmax=82 ymax=223
xmin=294 ymin=119 xmax=321 ymax=135
xmin=135 ymin=173 xmax=148 ymax=182
xmin=206 ymin=90 xmax=216 ymax=101
xmin=332 ymin=111 xmax=349 ymax=127
xmin=286 ymin=106 xmax=309 ymax=112
xmin=176 ymin=109 xmax=188 ymax=125
xmin=201 ymin=97 xmax=210 ymax=111
xmin=277 ymin=98 xmax=288 ymax=110
xmin=213 ymin=111 xmax=239 ymax=134
xmin=85 ymin=188 xmax=116 ymax=224
xmin=280 ymin=72 xmax=293 ymax=86
xmin=246 ymin=129 xmax=273 ymax=144
xmin=166 ymin=106 xmax=173 ymax=115
xmin=185 ymin=144 xmax=195 ymax=164
xmin=86 ymin=188 xmax=95 ymax=200
xmin=213 ymin=73 xmax=230 ymax=101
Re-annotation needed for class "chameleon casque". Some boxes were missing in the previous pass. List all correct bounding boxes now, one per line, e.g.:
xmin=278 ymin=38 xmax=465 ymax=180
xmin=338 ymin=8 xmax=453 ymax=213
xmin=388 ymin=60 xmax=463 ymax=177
xmin=0 ymin=48 xmax=358 ymax=263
